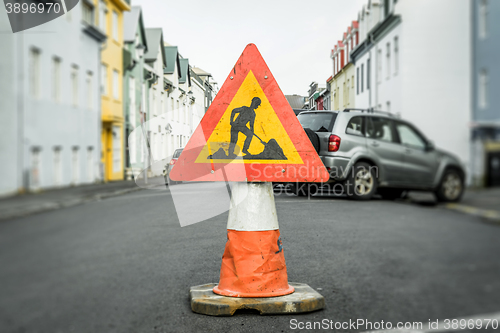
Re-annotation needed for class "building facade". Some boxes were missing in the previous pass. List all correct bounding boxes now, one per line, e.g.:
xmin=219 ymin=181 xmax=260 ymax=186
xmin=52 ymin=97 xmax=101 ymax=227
xmin=351 ymin=0 xmax=401 ymax=114
xmin=123 ymin=6 xmax=148 ymax=179
xmin=0 ymin=1 xmax=105 ymax=196
xmin=352 ymin=0 xmax=472 ymax=182
xmin=330 ymin=20 xmax=359 ymax=111
xmin=470 ymin=0 xmax=500 ymax=186
xmin=100 ymin=0 xmax=131 ymax=181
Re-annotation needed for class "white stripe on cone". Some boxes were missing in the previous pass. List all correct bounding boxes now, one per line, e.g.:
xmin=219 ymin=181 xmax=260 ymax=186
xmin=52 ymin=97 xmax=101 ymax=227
xmin=227 ymin=182 xmax=279 ymax=231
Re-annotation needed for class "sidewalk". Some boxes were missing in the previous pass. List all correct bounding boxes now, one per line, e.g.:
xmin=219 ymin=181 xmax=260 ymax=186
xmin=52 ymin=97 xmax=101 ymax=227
xmin=408 ymin=187 xmax=500 ymax=223
xmin=0 ymin=180 xmax=145 ymax=221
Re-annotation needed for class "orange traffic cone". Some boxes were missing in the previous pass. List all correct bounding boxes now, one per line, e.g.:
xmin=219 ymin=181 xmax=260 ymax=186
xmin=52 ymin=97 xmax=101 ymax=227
xmin=213 ymin=182 xmax=294 ymax=297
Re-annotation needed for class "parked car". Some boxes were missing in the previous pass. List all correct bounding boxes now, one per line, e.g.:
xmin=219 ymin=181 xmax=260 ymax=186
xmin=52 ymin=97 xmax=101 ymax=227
xmin=294 ymin=108 xmax=465 ymax=202
xmin=163 ymin=148 xmax=183 ymax=185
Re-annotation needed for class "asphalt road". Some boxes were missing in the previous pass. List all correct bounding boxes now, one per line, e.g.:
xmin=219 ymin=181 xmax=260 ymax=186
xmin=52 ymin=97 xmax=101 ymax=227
xmin=1 ymin=186 xmax=499 ymax=333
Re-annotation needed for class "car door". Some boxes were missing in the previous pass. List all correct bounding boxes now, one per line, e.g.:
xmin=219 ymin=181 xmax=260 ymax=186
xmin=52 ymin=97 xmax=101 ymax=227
xmin=366 ymin=116 xmax=406 ymax=185
xmin=394 ymin=121 xmax=438 ymax=187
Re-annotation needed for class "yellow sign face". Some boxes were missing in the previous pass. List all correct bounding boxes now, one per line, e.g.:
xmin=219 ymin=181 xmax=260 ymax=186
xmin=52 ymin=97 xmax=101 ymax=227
xmin=195 ymin=71 xmax=303 ymax=164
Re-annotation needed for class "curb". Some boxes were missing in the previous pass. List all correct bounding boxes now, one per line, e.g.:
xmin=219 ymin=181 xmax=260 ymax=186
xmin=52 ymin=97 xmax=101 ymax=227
xmin=445 ymin=203 xmax=500 ymax=224
xmin=0 ymin=186 xmax=145 ymax=222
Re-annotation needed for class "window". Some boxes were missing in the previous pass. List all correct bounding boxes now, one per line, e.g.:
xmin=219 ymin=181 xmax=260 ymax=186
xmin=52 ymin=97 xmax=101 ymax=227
xmin=343 ymin=82 xmax=346 ymax=107
xmin=99 ymin=0 xmax=107 ymax=32
xmin=479 ymin=0 xmax=488 ymax=39
xmin=346 ymin=40 xmax=349 ymax=63
xmin=356 ymin=67 xmax=360 ymax=95
xmin=113 ymin=69 xmax=119 ymax=100
xmin=87 ymin=147 xmax=94 ymax=181
xmin=479 ymin=69 xmax=489 ymax=109
xmin=142 ymin=83 xmax=146 ymax=113
xmin=101 ymin=64 xmax=107 ymax=96
xmin=394 ymin=36 xmax=399 ymax=75
xmin=53 ymin=148 xmax=62 ymax=186
xmin=386 ymin=42 xmax=391 ymax=79
xmin=82 ymin=1 xmax=94 ymax=25
xmin=112 ymin=10 xmax=118 ymax=41
xmin=30 ymin=148 xmax=41 ymax=190
xmin=361 ymin=63 xmax=364 ymax=93
xmin=72 ymin=147 xmax=79 ymax=185
xmin=346 ymin=117 xmax=364 ymax=136
xmin=152 ymin=88 xmax=156 ymax=116
xmin=71 ymin=65 xmax=78 ymax=107
xmin=395 ymin=123 xmax=426 ymax=149
xmin=112 ymin=125 xmax=122 ymax=172
xmin=129 ymin=77 xmax=135 ymax=124
xmin=29 ymin=48 xmax=41 ymax=98
xmin=366 ymin=117 xmax=395 ymax=143
xmin=52 ymin=57 xmax=61 ymax=102
xmin=367 ymin=59 xmax=371 ymax=89
xmin=86 ymin=71 xmax=93 ymax=109
xmin=377 ymin=49 xmax=382 ymax=83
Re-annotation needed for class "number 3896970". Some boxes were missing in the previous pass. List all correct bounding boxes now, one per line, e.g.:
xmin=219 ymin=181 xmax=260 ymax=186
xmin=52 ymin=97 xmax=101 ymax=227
xmin=5 ymin=2 xmax=61 ymax=14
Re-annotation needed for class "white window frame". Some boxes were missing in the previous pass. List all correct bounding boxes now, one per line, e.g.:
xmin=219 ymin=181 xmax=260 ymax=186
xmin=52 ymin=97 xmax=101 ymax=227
xmin=30 ymin=48 xmax=41 ymax=99
xmin=112 ymin=10 xmax=118 ymax=41
xmin=113 ymin=69 xmax=119 ymax=100
xmin=52 ymin=57 xmax=61 ymax=103
xmin=71 ymin=65 xmax=79 ymax=107
xmin=479 ymin=0 xmax=488 ymax=39
xmin=479 ymin=69 xmax=489 ymax=109
xmin=101 ymin=64 xmax=108 ymax=96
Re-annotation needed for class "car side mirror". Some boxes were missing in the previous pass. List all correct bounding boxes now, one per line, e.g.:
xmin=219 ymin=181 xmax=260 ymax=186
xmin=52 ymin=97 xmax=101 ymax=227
xmin=426 ymin=141 xmax=435 ymax=152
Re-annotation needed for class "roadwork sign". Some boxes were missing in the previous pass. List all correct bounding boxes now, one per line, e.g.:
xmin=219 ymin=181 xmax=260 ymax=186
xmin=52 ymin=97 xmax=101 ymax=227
xmin=170 ymin=43 xmax=329 ymax=182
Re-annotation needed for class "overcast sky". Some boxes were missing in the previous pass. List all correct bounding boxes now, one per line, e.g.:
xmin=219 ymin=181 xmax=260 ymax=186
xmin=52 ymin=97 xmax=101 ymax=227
xmin=134 ymin=0 xmax=366 ymax=96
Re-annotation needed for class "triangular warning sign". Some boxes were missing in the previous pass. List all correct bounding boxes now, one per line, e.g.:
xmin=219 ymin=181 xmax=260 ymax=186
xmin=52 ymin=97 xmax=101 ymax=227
xmin=170 ymin=44 xmax=329 ymax=183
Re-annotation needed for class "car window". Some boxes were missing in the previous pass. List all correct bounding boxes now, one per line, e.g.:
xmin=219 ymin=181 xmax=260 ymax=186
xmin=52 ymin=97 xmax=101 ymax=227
xmin=366 ymin=117 xmax=395 ymax=143
xmin=395 ymin=123 xmax=426 ymax=149
xmin=173 ymin=149 xmax=183 ymax=158
xmin=297 ymin=113 xmax=337 ymax=132
xmin=346 ymin=116 xmax=364 ymax=136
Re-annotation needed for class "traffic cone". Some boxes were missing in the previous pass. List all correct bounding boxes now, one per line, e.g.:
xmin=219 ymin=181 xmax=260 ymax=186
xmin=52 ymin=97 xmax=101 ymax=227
xmin=189 ymin=181 xmax=325 ymax=316
xmin=213 ymin=182 xmax=295 ymax=297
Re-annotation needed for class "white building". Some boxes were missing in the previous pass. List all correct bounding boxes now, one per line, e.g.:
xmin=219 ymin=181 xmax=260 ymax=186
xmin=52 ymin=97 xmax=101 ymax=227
xmin=0 ymin=3 xmax=105 ymax=196
xmin=352 ymin=0 xmax=471 ymax=180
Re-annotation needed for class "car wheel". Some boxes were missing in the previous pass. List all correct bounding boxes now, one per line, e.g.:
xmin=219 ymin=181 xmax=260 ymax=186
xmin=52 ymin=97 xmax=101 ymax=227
xmin=346 ymin=162 xmax=378 ymax=200
xmin=435 ymin=169 xmax=464 ymax=202
xmin=303 ymin=128 xmax=320 ymax=153
xmin=378 ymin=188 xmax=405 ymax=200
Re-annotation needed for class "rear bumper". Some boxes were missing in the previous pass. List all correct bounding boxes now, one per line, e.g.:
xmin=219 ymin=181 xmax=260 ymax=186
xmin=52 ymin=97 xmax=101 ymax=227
xmin=321 ymin=156 xmax=351 ymax=181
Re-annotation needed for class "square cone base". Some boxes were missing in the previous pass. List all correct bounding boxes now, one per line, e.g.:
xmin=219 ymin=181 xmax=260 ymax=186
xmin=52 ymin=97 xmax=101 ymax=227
xmin=190 ymin=282 xmax=325 ymax=316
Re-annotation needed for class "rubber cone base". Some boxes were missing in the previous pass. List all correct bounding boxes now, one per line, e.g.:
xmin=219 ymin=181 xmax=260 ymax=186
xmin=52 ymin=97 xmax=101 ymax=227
xmin=190 ymin=282 xmax=325 ymax=316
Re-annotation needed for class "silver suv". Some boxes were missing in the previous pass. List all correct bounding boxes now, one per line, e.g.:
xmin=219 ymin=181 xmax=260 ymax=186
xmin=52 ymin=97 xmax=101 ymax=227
xmin=295 ymin=109 xmax=465 ymax=202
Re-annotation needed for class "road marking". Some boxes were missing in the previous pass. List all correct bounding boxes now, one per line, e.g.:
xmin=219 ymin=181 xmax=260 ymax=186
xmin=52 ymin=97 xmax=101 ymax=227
xmin=446 ymin=203 xmax=500 ymax=224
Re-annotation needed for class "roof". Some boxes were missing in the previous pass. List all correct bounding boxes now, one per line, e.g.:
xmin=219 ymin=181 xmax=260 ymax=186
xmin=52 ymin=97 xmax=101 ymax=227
xmin=164 ymin=46 xmax=181 ymax=77
xmin=179 ymin=58 xmax=190 ymax=85
xmin=326 ymin=75 xmax=333 ymax=83
xmin=192 ymin=66 xmax=212 ymax=77
xmin=285 ymin=95 xmax=306 ymax=109
xmin=144 ymin=28 xmax=166 ymax=66
xmin=123 ymin=7 xmax=148 ymax=52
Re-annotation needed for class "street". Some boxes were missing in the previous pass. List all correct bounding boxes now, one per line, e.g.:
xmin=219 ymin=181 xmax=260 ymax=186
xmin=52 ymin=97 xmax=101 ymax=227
xmin=1 ymin=187 xmax=499 ymax=333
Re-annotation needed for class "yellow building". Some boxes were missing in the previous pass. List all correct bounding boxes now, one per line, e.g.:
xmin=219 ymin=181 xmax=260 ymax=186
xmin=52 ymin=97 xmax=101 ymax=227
xmin=97 ymin=0 xmax=130 ymax=181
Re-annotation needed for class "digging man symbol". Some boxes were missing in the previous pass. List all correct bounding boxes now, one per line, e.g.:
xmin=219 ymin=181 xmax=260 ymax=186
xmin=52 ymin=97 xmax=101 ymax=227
xmin=228 ymin=97 xmax=261 ymax=157
xmin=207 ymin=96 xmax=287 ymax=160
